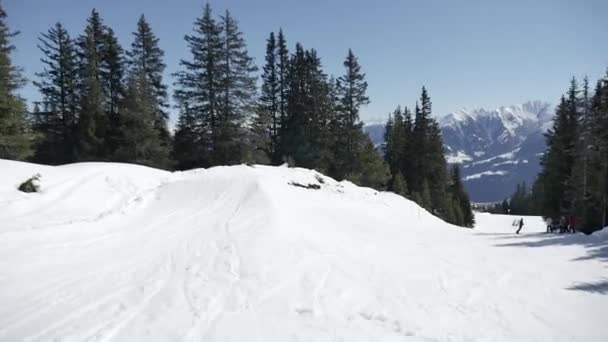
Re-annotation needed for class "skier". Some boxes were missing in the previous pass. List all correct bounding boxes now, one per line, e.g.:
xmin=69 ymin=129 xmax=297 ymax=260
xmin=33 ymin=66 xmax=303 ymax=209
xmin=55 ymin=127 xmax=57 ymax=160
xmin=516 ymin=218 xmax=524 ymax=234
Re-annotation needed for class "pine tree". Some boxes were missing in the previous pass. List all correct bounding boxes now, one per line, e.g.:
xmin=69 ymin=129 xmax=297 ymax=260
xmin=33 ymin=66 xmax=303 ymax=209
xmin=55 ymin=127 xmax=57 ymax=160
xmin=0 ymin=3 xmax=31 ymax=160
xmin=100 ymin=27 xmax=125 ymax=156
xmin=113 ymin=69 xmax=170 ymax=168
xmin=450 ymin=195 xmax=464 ymax=227
xmin=382 ymin=87 xmax=467 ymax=223
xmin=449 ymin=165 xmax=475 ymax=227
xmin=248 ymin=105 xmax=272 ymax=164
xmin=351 ymin=137 xmax=389 ymax=190
xmin=33 ymin=22 xmax=78 ymax=163
xmin=411 ymin=87 xmax=451 ymax=220
xmin=259 ymin=31 xmax=279 ymax=161
xmin=536 ymin=79 xmax=581 ymax=221
xmin=585 ymin=73 xmax=608 ymax=229
xmin=391 ymin=170 xmax=408 ymax=197
xmin=598 ymin=74 xmax=608 ymax=228
xmin=426 ymin=119 xmax=450 ymax=219
xmin=410 ymin=88 xmax=432 ymax=194
xmin=334 ymin=49 xmax=369 ymax=178
xmin=276 ymin=29 xmax=289 ymax=143
xmin=172 ymin=100 xmax=201 ymax=170
xmin=127 ymin=15 xmax=170 ymax=146
xmin=74 ymin=9 xmax=107 ymax=160
xmin=174 ymin=2 xmax=223 ymax=168
xmin=283 ymin=44 xmax=334 ymax=170
xmin=419 ymin=178 xmax=432 ymax=211
xmin=216 ymin=10 xmax=257 ymax=165
xmin=384 ymin=107 xmax=408 ymax=179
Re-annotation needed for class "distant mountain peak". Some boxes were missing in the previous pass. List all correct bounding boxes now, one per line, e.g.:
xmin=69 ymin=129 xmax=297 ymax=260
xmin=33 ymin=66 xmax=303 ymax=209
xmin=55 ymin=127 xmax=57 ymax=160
xmin=440 ymin=101 xmax=553 ymax=132
xmin=364 ymin=100 xmax=553 ymax=202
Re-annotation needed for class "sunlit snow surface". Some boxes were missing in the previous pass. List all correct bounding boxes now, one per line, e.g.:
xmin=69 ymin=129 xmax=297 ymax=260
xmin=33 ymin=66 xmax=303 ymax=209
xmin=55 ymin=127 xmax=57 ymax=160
xmin=1 ymin=159 xmax=607 ymax=341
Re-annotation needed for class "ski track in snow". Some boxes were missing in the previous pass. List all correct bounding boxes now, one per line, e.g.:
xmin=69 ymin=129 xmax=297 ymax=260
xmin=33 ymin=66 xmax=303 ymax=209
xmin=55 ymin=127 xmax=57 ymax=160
xmin=0 ymin=159 xmax=607 ymax=341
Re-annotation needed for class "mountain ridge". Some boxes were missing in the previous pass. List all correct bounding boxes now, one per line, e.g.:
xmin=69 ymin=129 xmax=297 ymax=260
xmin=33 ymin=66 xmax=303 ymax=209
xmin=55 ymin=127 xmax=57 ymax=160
xmin=364 ymin=101 xmax=552 ymax=202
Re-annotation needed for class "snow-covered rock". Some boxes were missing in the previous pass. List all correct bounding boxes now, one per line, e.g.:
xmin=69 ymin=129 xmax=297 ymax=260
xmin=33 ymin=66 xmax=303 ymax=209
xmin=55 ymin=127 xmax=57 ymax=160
xmin=0 ymin=159 xmax=606 ymax=342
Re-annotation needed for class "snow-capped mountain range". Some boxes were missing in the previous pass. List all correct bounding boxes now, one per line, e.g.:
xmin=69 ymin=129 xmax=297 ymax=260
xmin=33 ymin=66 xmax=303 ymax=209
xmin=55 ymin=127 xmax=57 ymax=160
xmin=365 ymin=101 xmax=553 ymax=202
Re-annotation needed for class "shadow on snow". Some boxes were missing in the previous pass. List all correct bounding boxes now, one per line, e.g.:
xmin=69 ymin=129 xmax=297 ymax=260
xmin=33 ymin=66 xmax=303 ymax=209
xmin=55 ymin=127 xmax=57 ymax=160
xmin=477 ymin=229 xmax=608 ymax=294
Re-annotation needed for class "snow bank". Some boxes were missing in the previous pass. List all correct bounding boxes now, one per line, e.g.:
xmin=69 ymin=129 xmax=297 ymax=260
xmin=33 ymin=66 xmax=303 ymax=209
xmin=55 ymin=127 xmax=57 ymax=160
xmin=0 ymin=159 xmax=607 ymax=341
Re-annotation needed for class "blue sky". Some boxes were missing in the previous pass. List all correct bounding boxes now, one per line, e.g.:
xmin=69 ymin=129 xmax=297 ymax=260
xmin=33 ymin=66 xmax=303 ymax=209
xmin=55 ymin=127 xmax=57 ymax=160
xmin=5 ymin=0 xmax=608 ymax=124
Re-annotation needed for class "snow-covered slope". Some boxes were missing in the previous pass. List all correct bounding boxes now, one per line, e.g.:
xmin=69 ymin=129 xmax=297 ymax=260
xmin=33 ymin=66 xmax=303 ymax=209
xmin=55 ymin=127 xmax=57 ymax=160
xmin=1 ymin=159 xmax=607 ymax=341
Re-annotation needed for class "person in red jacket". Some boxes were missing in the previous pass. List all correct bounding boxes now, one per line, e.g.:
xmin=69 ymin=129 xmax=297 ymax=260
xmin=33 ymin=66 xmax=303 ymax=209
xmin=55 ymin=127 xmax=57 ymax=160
xmin=568 ymin=215 xmax=577 ymax=233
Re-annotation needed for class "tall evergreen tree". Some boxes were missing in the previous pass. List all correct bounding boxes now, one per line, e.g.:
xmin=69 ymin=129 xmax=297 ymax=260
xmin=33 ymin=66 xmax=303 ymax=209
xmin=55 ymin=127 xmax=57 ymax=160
xmin=536 ymin=79 xmax=580 ymax=221
xmin=33 ymin=22 xmax=78 ymax=163
xmin=100 ymin=27 xmax=125 ymax=156
xmin=411 ymin=87 xmax=451 ymax=219
xmin=127 ymin=15 xmax=170 ymax=145
xmin=259 ymin=31 xmax=279 ymax=161
xmin=276 ymin=29 xmax=289 ymax=142
xmin=391 ymin=170 xmax=407 ymax=197
xmin=216 ymin=10 xmax=257 ymax=165
xmin=172 ymin=100 xmax=201 ymax=170
xmin=248 ymin=105 xmax=272 ymax=164
xmin=113 ymin=69 xmax=170 ymax=168
xmin=384 ymin=108 xmax=401 ymax=184
xmin=74 ymin=9 xmax=107 ymax=160
xmin=383 ymin=87 xmax=462 ymax=225
xmin=174 ymin=2 xmax=223 ymax=168
xmin=0 ymin=3 xmax=31 ymax=160
xmin=283 ymin=45 xmax=335 ymax=171
xmin=449 ymin=165 xmax=475 ymax=227
xmin=334 ymin=49 xmax=370 ymax=179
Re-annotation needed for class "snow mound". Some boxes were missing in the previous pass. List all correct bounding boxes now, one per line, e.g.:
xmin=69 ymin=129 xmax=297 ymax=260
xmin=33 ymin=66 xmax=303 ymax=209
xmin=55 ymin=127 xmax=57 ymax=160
xmin=0 ymin=159 xmax=607 ymax=342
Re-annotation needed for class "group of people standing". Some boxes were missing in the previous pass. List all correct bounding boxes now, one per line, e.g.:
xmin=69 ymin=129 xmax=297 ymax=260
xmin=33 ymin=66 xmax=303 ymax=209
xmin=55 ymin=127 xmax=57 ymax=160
xmin=511 ymin=216 xmax=577 ymax=235
xmin=546 ymin=216 xmax=577 ymax=234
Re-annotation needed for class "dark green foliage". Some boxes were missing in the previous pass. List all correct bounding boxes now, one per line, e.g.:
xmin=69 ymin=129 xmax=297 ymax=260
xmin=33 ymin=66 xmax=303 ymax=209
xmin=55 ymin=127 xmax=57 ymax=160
xmin=258 ymin=32 xmax=279 ymax=161
xmin=0 ymin=3 xmax=31 ymax=160
xmin=172 ymin=101 xmax=202 ymax=170
xmin=100 ymin=27 xmax=125 ymax=125
xmin=248 ymin=106 xmax=272 ymax=165
xmin=74 ymin=9 xmax=108 ymax=160
xmin=390 ymin=171 xmax=408 ymax=197
xmin=173 ymin=3 xmax=223 ymax=168
xmin=533 ymin=72 xmax=608 ymax=231
xmin=383 ymin=106 xmax=412 ymax=177
xmin=333 ymin=49 xmax=370 ymax=179
xmin=216 ymin=10 xmax=258 ymax=165
xmin=418 ymin=179 xmax=432 ymax=211
xmin=536 ymin=82 xmax=580 ymax=219
xmin=507 ymin=182 xmax=534 ymax=215
xmin=33 ymin=22 xmax=79 ymax=164
xmin=113 ymin=70 xmax=170 ymax=168
xmin=448 ymin=165 xmax=475 ymax=227
xmin=282 ymin=45 xmax=335 ymax=171
xmin=127 ymin=15 xmax=170 ymax=146
xmin=383 ymin=87 xmax=470 ymax=226
xmin=349 ymin=137 xmax=390 ymax=190
xmin=174 ymin=4 xmax=257 ymax=168
xmin=277 ymin=29 xmax=289 ymax=141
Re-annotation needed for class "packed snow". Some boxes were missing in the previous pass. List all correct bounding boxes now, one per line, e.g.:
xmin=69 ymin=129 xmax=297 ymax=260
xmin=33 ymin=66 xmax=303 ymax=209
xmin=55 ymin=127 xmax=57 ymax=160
xmin=445 ymin=151 xmax=473 ymax=164
xmin=1 ymin=159 xmax=607 ymax=342
xmin=462 ymin=170 xmax=509 ymax=181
